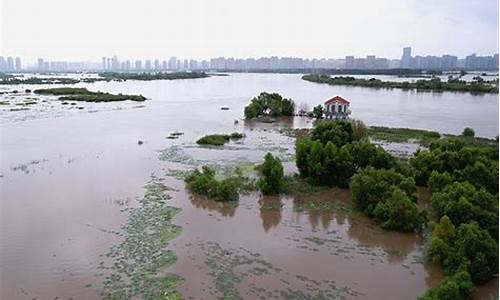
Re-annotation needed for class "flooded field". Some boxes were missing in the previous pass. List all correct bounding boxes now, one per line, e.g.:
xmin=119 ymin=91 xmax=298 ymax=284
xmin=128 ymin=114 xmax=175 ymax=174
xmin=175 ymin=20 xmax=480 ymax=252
xmin=0 ymin=73 xmax=498 ymax=299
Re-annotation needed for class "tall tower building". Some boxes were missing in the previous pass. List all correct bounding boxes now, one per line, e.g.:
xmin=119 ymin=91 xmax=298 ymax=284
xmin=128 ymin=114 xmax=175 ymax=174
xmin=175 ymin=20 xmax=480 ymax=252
xmin=15 ymin=57 xmax=22 ymax=71
xmin=401 ymin=47 xmax=412 ymax=68
xmin=6 ymin=57 xmax=14 ymax=70
xmin=102 ymin=57 xmax=107 ymax=70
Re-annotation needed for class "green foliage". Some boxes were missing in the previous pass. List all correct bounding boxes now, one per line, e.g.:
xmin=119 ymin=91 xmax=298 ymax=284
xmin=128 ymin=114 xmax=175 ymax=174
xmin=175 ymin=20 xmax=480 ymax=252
xmin=184 ymin=166 xmax=241 ymax=202
xmin=303 ymin=74 xmax=499 ymax=94
xmin=243 ymin=92 xmax=295 ymax=119
xmin=34 ymin=87 xmax=146 ymax=102
xmin=310 ymin=120 xmax=354 ymax=146
xmin=350 ymin=167 xmax=424 ymax=231
xmin=0 ymin=77 xmax=81 ymax=85
xmin=428 ymin=171 xmax=453 ymax=193
xmin=410 ymin=138 xmax=498 ymax=193
xmin=296 ymin=120 xmax=397 ymax=189
xmin=431 ymin=182 xmax=498 ymax=240
xmin=462 ymin=127 xmax=475 ymax=138
xmin=349 ymin=119 xmax=368 ymax=141
xmin=418 ymin=270 xmax=474 ymax=300
xmin=367 ymin=126 xmax=440 ymax=145
xmin=428 ymin=220 xmax=498 ymax=285
xmin=312 ymin=104 xmax=324 ymax=119
xmin=373 ymin=188 xmax=426 ymax=232
xmin=257 ymin=153 xmax=285 ymax=195
xmin=196 ymin=133 xmax=245 ymax=146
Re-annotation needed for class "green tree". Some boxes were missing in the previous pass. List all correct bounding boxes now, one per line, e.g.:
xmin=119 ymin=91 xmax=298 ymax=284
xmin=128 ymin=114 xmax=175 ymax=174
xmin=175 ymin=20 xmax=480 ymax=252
xmin=462 ymin=127 xmax=475 ymax=138
xmin=373 ymin=188 xmax=426 ymax=232
xmin=258 ymin=153 xmax=285 ymax=195
xmin=312 ymin=104 xmax=324 ymax=119
xmin=310 ymin=120 xmax=354 ymax=146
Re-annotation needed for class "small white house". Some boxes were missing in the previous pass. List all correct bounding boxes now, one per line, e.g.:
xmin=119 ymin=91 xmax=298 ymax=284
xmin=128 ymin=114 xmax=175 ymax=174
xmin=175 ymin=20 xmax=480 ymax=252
xmin=324 ymin=96 xmax=351 ymax=119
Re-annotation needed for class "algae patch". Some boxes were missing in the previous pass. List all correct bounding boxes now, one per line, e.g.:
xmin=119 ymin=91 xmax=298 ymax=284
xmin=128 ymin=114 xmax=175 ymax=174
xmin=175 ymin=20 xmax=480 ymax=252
xmin=98 ymin=178 xmax=183 ymax=300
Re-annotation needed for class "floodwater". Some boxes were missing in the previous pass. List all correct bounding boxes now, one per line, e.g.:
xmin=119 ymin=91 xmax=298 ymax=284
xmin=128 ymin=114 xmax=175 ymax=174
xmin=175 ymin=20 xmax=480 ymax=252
xmin=0 ymin=73 xmax=498 ymax=299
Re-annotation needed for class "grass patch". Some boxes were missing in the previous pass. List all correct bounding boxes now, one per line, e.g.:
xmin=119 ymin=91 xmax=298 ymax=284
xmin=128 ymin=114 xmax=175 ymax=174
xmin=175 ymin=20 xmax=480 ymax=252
xmin=368 ymin=126 xmax=440 ymax=145
xmin=34 ymin=87 xmax=146 ymax=102
xmin=196 ymin=132 xmax=245 ymax=146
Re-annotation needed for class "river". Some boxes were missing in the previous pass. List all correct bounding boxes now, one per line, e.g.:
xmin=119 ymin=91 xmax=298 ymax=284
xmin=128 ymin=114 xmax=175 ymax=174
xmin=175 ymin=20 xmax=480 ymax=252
xmin=0 ymin=73 xmax=498 ymax=299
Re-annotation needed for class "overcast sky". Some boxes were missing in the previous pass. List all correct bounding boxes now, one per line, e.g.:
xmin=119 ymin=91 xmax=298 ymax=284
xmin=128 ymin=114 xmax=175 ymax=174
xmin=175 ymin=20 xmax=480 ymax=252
xmin=1 ymin=0 xmax=498 ymax=62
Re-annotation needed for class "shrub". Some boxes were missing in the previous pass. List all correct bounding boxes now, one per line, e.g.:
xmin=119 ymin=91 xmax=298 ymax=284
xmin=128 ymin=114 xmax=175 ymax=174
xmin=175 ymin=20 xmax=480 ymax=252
xmin=185 ymin=166 xmax=240 ymax=202
xmin=257 ymin=153 xmax=285 ymax=195
xmin=373 ymin=188 xmax=426 ymax=232
xmin=427 ymin=219 xmax=498 ymax=284
xmin=431 ymin=182 xmax=498 ymax=240
xmin=349 ymin=119 xmax=368 ymax=141
xmin=310 ymin=120 xmax=354 ymax=146
xmin=196 ymin=132 xmax=245 ymax=146
xmin=462 ymin=127 xmax=475 ymax=138
xmin=312 ymin=105 xmax=324 ymax=119
xmin=351 ymin=167 xmax=418 ymax=216
xmin=418 ymin=270 xmax=474 ymax=300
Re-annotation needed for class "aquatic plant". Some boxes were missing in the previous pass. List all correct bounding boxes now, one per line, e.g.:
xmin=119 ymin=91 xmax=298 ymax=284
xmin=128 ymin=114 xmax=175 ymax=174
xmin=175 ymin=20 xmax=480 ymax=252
xmin=196 ymin=132 xmax=245 ymax=146
xmin=98 ymin=179 xmax=183 ymax=300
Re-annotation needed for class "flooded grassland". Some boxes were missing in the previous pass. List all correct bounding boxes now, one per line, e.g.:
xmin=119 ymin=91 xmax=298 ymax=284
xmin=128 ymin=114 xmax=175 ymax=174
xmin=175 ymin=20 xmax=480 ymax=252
xmin=0 ymin=73 xmax=498 ymax=300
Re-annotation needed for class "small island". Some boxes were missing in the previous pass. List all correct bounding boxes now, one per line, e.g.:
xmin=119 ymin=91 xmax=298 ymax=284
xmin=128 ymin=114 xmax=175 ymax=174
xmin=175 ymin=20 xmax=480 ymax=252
xmin=244 ymin=92 xmax=295 ymax=120
xmin=98 ymin=71 xmax=210 ymax=81
xmin=0 ymin=75 xmax=81 ymax=85
xmin=33 ymin=87 xmax=146 ymax=102
xmin=302 ymin=74 xmax=499 ymax=94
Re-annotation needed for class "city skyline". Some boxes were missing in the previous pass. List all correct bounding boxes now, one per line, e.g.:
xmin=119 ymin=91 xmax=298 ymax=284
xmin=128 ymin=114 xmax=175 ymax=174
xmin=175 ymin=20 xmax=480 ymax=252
xmin=1 ymin=0 xmax=498 ymax=61
xmin=2 ymin=46 xmax=498 ymax=72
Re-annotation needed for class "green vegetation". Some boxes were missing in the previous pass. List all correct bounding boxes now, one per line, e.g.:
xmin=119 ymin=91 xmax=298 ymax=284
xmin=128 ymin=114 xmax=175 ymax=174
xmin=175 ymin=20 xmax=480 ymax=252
xmin=368 ymin=126 xmax=441 ymax=145
xmin=0 ymin=76 xmax=80 ymax=85
xmin=257 ymin=153 xmax=286 ymax=195
xmin=196 ymin=132 xmax=245 ymax=146
xmin=98 ymin=71 xmax=209 ymax=81
xmin=418 ymin=270 xmax=474 ymax=300
xmin=185 ymin=166 xmax=246 ymax=202
xmin=410 ymin=139 xmax=498 ymax=193
xmin=351 ymin=168 xmax=425 ymax=232
xmin=462 ymin=127 xmax=475 ymax=138
xmin=99 ymin=179 xmax=183 ymax=300
xmin=302 ymin=74 xmax=499 ymax=94
xmin=296 ymin=121 xmax=396 ymax=188
xmin=244 ymin=92 xmax=295 ymax=119
xmin=312 ymin=104 xmax=324 ymax=119
xmin=294 ymin=120 xmax=426 ymax=232
xmin=410 ymin=133 xmax=498 ymax=298
xmin=33 ymin=87 xmax=146 ymax=102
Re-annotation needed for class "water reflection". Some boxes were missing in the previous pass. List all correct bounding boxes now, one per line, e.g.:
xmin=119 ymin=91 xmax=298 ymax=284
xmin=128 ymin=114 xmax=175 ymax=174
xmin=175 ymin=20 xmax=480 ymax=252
xmin=258 ymin=196 xmax=283 ymax=231
xmin=189 ymin=194 xmax=237 ymax=217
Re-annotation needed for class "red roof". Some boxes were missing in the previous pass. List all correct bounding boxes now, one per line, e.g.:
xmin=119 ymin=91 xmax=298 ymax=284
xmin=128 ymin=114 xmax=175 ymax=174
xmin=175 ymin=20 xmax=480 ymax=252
xmin=324 ymin=96 xmax=350 ymax=105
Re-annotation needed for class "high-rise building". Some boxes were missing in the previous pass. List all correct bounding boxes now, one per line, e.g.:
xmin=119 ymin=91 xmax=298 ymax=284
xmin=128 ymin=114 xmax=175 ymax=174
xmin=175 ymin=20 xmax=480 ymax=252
xmin=102 ymin=57 xmax=107 ymax=70
xmin=168 ymin=57 xmax=177 ymax=70
xmin=111 ymin=56 xmax=120 ymax=70
xmin=154 ymin=59 xmax=160 ymax=70
xmin=15 ymin=57 xmax=22 ymax=70
xmin=366 ymin=55 xmax=376 ymax=69
xmin=0 ymin=57 xmax=6 ymax=71
xmin=401 ymin=47 xmax=412 ymax=68
xmin=135 ymin=60 xmax=142 ymax=70
xmin=345 ymin=56 xmax=354 ymax=69
xmin=145 ymin=60 xmax=152 ymax=70
xmin=6 ymin=57 xmax=14 ymax=70
xmin=37 ymin=58 xmax=45 ymax=71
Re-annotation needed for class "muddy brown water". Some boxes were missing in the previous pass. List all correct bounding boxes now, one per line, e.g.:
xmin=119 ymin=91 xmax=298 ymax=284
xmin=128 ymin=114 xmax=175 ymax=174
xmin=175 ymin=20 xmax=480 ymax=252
xmin=1 ymin=73 xmax=498 ymax=299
